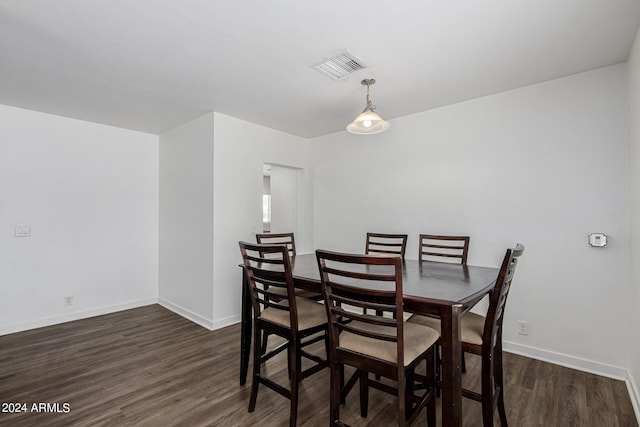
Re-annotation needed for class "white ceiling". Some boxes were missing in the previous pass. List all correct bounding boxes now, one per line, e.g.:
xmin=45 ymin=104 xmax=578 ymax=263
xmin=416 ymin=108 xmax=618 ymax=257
xmin=1 ymin=1 xmax=640 ymax=138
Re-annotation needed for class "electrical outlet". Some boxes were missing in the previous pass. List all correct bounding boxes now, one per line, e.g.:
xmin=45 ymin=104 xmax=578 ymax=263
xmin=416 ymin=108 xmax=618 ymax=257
xmin=517 ymin=320 xmax=529 ymax=336
xmin=64 ymin=295 xmax=74 ymax=306
xmin=15 ymin=225 xmax=31 ymax=237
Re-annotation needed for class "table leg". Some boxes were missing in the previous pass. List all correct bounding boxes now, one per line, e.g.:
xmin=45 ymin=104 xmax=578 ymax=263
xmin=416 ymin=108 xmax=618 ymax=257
xmin=239 ymin=267 xmax=252 ymax=386
xmin=439 ymin=304 xmax=463 ymax=427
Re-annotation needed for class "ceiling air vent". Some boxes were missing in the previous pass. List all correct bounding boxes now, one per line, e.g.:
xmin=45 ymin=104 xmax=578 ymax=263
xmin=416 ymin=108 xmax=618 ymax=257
xmin=312 ymin=50 xmax=367 ymax=80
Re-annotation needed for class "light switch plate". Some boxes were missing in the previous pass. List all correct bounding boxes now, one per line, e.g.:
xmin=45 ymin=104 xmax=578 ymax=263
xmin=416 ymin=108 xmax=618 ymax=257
xmin=588 ymin=233 xmax=607 ymax=247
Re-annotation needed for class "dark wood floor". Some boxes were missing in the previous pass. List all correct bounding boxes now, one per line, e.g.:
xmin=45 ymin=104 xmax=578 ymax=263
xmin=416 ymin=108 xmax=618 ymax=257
xmin=0 ymin=305 xmax=636 ymax=426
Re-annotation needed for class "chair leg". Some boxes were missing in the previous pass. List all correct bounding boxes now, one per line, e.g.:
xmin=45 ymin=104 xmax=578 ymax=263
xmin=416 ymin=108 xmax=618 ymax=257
xmin=497 ymin=385 xmax=509 ymax=427
xmin=289 ymin=340 xmax=299 ymax=427
xmin=435 ymin=344 xmax=441 ymax=397
xmin=406 ymin=369 xmax=416 ymax=420
xmin=330 ymin=362 xmax=342 ymax=426
xmin=481 ymin=353 xmax=494 ymax=427
xmin=339 ymin=364 xmax=346 ymax=404
xmin=324 ymin=329 xmax=330 ymax=362
xmin=397 ymin=373 xmax=407 ymax=427
xmin=495 ymin=344 xmax=509 ymax=427
xmin=248 ymin=325 xmax=262 ymax=412
xmin=426 ymin=349 xmax=436 ymax=427
xmin=359 ymin=370 xmax=369 ymax=418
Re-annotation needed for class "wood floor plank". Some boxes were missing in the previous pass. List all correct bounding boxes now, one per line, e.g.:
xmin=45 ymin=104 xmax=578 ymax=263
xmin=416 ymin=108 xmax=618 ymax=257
xmin=0 ymin=305 xmax=637 ymax=426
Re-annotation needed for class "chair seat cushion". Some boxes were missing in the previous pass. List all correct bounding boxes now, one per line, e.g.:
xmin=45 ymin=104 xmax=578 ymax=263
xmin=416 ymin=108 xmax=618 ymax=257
xmin=339 ymin=321 xmax=439 ymax=366
xmin=260 ymin=297 xmax=327 ymax=331
xmin=408 ymin=312 xmax=485 ymax=346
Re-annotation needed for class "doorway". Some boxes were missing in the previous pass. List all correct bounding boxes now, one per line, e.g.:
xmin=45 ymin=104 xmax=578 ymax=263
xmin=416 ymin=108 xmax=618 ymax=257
xmin=262 ymin=163 xmax=302 ymax=235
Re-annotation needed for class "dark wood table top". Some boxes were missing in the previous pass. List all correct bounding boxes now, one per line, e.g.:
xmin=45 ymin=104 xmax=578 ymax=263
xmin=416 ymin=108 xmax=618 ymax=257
xmin=288 ymin=253 xmax=498 ymax=314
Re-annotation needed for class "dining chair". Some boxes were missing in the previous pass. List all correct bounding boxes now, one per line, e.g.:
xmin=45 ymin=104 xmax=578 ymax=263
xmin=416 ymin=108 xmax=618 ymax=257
xmin=415 ymin=234 xmax=471 ymax=376
xmin=239 ymin=241 xmax=329 ymax=427
xmin=364 ymin=232 xmax=409 ymax=317
xmin=409 ymin=243 xmax=525 ymax=427
xmin=316 ymin=249 xmax=438 ymax=427
xmin=418 ymin=234 xmax=470 ymax=264
xmin=365 ymin=232 xmax=408 ymax=261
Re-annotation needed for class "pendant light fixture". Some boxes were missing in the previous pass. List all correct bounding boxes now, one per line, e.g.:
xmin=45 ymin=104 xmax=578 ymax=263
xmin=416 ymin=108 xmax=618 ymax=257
xmin=346 ymin=78 xmax=390 ymax=135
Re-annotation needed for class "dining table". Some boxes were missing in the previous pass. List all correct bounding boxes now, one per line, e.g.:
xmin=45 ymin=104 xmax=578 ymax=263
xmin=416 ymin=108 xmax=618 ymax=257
xmin=239 ymin=253 xmax=499 ymax=427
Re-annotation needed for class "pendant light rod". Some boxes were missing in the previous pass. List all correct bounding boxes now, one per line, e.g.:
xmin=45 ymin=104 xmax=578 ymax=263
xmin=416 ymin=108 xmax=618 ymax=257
xmin=362 ymin=78 xmax=375 ymax=112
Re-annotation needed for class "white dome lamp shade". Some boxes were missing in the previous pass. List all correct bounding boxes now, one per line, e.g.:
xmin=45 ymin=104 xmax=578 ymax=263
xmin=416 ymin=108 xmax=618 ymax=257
xmin=346 ymin=78 xmax=390 ymax=135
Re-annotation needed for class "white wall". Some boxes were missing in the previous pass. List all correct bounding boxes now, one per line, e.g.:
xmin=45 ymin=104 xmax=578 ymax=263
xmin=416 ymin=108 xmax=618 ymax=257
xmin=0 ymin=105 xmax=158 ymax=334
xmin=159 ymin=113 xmax=215 ymax=328
xmin=212 ymin=113 xmax=311 ymax=326
xmin=627 ymin=26 xmax=640 ymax=417
xmin=311 ymin=65 xmax=631 ymax=378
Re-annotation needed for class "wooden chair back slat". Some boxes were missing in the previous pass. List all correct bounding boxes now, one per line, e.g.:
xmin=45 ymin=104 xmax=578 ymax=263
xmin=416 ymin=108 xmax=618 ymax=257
xmin=419 ymin=234 xmax=470 ymax=264
xmin=256 ymin=232 xmax=297 ymax=258
xmin=365 ymin=232 xmax=408 ymax=261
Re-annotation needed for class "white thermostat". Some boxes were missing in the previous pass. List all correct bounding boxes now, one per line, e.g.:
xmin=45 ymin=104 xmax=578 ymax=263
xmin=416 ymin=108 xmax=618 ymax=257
xmin=588 ymin=233 xmax=607 ymax=247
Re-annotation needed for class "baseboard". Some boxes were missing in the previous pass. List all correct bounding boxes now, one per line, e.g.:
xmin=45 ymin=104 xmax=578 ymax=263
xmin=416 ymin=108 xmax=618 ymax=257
xmin=503 ymin=340 xmax=628 ymax=380
xmin=158 ymin=298 xmax=242 ymax=331
xmin=0 ymin=298 xmax=158 ymax=336
xmin=211 ymin=313 xmax=241 ymax=330
xmin=1 ymin=297 xmax=242 ymax=337
xmin=627 ymin=373 xmax=640 ymax=426
xmin=157 ymin=298 xmax=215 ymax=330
